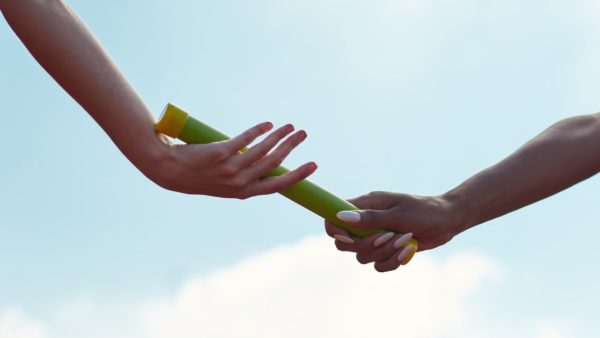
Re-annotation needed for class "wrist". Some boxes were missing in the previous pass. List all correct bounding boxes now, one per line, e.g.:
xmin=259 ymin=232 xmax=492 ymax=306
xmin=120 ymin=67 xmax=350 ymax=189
xmin=127 ymin=132 xmax=175 ymax=188
xmin=439 ymin=188 xmax=473 ymax=237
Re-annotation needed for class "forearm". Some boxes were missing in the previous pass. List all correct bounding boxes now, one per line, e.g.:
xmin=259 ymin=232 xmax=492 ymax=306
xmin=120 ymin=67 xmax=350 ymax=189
xmin=1 ymin=0 xmax=166 ymax=179
xmin=444 ymin=113 xmax=600 ymax=233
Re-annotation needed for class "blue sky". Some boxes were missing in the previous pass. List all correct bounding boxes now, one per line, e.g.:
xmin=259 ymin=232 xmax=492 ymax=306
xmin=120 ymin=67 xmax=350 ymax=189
xmin=1 ymin=0 xmax=599 ymax=337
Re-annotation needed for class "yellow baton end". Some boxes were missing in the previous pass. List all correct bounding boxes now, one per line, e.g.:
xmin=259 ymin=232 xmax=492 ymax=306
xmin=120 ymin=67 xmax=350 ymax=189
xmin=400 ymin=239 xmax=419 ymax=265
xmin=156 ymin=103 xmax=189 ymax=138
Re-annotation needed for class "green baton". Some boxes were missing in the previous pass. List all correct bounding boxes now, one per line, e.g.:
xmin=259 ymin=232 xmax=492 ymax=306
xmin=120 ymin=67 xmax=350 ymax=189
xmin=155 ymin=103 xmax=418 ymax=264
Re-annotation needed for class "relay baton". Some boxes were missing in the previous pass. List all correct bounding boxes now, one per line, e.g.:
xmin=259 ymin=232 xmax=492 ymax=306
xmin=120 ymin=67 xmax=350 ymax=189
xmin=155 ymin=103 xmax=418 ymax=264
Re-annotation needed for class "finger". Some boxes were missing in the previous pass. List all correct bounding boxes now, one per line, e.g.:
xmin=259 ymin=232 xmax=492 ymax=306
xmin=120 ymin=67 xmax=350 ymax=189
xmin=243 ymin=130 xmax=307 ymax=180
xmin=324 ymin=221 xmax=351 ymax=239
xmin=225 ymin=122 xmax=274 ymax=155
xmin=330 ymin=226 xmax=359 ymax=253
xmin=236 ymin=124 xmax=295 ymax=167
xmin=247 ymin=130 xmax=307 ymax=179
xmin=354 ymin=232 xmax=396 ymax=264
xmin=347 ymin=191 xmax=393 ymax=210
xmin=327 ymin=225 xmax=355 ymax=247
xmin=373 ymin=245 xmax=414 ymax=272
xmin=241 ymin=161 xmax=317 ymax=197
xmin=336 ymin=208 xmax=395 ymax=228
xmin=355 ymin=233 xmax=413 ymax=265
xmin=334 ymin=239 xmax=357 ymax=252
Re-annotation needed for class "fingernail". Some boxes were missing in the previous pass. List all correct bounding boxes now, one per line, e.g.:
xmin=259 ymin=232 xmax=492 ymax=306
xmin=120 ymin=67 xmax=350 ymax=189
xmin=334 ymin=234 xmax=354 ymax=244
xmin=374 ymin=232 xmax=395 ymax=247
xmin=337 ymin=211 xmax=361 ymax=223
xmin=397 ymin=245 xmax=414 ymax=264
xmin=298 ymin=130 xmax=307 ymax=139
xmin=393 ymin=233 xmax=413 ymax=249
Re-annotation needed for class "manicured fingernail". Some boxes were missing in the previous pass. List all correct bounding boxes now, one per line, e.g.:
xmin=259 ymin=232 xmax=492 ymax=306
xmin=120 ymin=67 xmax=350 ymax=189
xmin=334 ymin=234 xmax=354 ymax=244
xmin=374 ymin=232 xmax=395 ymax=247
xmin=337 ymin=211 xmax=361 ymax=223
xmin=397 ymin=245 xmax=414 ymax=264
xmin=393 ymin=233 xmax=413 ymax=249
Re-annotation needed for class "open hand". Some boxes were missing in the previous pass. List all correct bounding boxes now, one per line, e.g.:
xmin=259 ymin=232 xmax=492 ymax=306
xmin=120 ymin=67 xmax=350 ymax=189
xmin=152 ymin=122 xmax=316 ymax=199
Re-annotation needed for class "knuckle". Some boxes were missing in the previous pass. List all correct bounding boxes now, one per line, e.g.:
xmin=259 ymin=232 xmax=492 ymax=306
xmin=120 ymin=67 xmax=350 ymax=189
xmin=366 ymin=191 xmax=378 ymax=198
xmin=362 ymin=210 xmax=378 ymax=223
xmin=281 ymin=139 xmax=297 ymax=152
xmin=374 ymin=264 xmax=390 ymax=273
xmin=355 ymin=239 xmax=369 ymax=251
xmin=324 ymin=223 xmax=335 ymax=237
xmin=253 ymin=146 xmax=270 ymax=159
xmin=245 ymin=128 xmax=261 ymax=142
xmin=270 ymin=178 xmax=292 ymax=192
xmin=247 ymin=146 xmax=270 ymax=161
xmin=356 ymin=254 xmax=370 ymax=265
xmin=221 ymin=164 xmax=239 ymax=177
xmin=229 ymin=177 xmax=249 ymax=189
xmin=211 ymin=146 xmax=230 ymax=161
xmin=368 ymin=191 xmax=384 ymax=198
xmin=290 ymin=136 xmax=303 ymax=147
xmin=265 ymin=156 xmax=283 ymax=170
xmin=242 ymin=134 xmax=254 ymax=145
xmin=335 ymin=242 xmax=346 ymax=251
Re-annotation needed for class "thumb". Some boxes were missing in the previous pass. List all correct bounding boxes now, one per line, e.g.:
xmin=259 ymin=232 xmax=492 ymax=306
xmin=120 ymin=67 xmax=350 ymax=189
xmin=336 ymin=209 xmax=394 ymax=228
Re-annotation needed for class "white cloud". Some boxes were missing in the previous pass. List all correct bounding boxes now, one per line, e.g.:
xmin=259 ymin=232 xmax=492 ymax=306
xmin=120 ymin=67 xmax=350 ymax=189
xmin=0 ymin=308 xmax=46 ymax=338
xmin=138 ymin=236 xmax=500 ymax=338
xmin=43 ymin=298 xmax=142 ymax=338
xmin=583 ymin=0 xmax=600 ymax=15
xmin=0 ymin=236 xmax=580 ymax=338
xmin=534 ymin=322 xmax=569 ymax=338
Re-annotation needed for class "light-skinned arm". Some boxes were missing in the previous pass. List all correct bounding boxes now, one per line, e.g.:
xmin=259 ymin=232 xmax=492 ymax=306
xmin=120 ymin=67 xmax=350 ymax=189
xmin=326 ymin=113 xmax=600 ymax=272
xmin=0 ymin=0 xmax=316 ymax=198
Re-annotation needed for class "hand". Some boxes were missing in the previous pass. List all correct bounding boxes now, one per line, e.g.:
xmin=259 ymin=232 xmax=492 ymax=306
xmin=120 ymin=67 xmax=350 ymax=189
xmin=150 ymin=122 xmax=317 ymax=199
xmin=324 ymin=191 xmax=459 ymax=272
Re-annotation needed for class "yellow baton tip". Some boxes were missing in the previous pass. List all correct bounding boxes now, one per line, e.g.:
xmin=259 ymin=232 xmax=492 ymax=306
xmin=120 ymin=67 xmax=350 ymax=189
xmin=155 ymin=103 xmax=189 ymax=138
xmin=401 ymin=239 xmax=419 ymax=265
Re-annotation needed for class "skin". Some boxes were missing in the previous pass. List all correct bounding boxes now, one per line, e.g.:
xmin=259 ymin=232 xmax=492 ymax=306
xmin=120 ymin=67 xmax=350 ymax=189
xmin=326 ymin=113 xmax=600 ymax=272
xmin=0 ymin=0 xmax=317 ymax=199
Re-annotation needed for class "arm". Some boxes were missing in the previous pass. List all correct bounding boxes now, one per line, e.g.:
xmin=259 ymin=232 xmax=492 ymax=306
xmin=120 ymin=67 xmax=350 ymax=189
xmin=446 ymin=113 xmax=600 ymax=233
xmin=326 ymin=113 xmax=600 ymax=272
xmin=1 ymin=0 xmax=316 ymax=198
